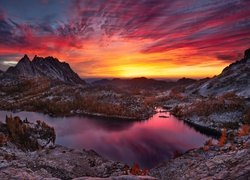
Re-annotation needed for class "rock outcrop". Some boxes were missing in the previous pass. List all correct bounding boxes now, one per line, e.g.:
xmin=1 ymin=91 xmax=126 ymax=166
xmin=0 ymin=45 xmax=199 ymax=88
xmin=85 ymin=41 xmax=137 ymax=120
xmin=6 ymin=55 xmax=85 ymax=85
xmin=0 ymin=143 xmax=127 ymax=180
xmin=244 ymin=48 xmax=250 ymax=59
xmin=150 ymin=134 xmax=250 ymax=179
xmin=186 ymin=48 xmax=250 ymax=97
xmin=1 ymin=116 xmax=250 ymax=179
xmin=0 ymin=117 xmax=156 ymax=179
xmin=1 ymin=116 xmax=56 ymax=150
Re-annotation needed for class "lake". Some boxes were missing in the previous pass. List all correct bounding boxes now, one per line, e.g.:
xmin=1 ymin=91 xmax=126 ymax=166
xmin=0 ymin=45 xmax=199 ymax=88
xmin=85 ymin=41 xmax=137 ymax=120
xmin=0 ymin=109 xmax=218 ymax=169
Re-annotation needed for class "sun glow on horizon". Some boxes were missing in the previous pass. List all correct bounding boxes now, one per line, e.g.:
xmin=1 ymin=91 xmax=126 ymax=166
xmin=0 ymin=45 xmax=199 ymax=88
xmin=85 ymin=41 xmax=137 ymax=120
xmin=0 ymin=1 xmax=249 ymax=78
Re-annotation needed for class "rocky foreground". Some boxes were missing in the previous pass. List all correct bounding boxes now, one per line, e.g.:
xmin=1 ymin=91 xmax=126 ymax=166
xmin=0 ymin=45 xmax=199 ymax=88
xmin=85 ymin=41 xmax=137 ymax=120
xmin=0 ymin=116 xmax=250 ymax=179
xmin=150 ymin=134 xmax=250 ymax=179
xmin=0 ymin=133 xmax=250 ymax=180
xmin=0 ymin=143 xmax=157 ymax=180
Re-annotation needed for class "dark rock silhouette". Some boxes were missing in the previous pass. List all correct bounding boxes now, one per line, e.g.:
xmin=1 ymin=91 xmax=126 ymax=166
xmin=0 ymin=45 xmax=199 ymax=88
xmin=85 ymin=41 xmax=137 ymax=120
xmin=6 ymin=55 xmax=85 ymax=85
xmin=244 ymin=48 xmax=250 ymax=59
xmin=92 ymin=77 xmax=196 ymax=90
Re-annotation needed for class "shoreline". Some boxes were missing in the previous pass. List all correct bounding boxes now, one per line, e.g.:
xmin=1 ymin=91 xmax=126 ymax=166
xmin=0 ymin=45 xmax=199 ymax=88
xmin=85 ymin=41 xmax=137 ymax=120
xmin=1 ymin=108 xmax=249 ymax=179
xmin=1 ymin=116 xmax=249 ymax=179
xmin=0 ymin=108 xmax=154 ymax=121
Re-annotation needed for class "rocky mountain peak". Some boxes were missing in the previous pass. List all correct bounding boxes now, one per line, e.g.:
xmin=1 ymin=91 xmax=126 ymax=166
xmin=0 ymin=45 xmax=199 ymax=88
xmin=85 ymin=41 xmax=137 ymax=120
xmin=244 ymin=48 xmax=250 ymax=59
xmin=6 ymin=55 xmax=86 ymax=85
xmin=24 ymin=54 xmax=29 ymax=59
xmin=186 ymin=48 xmax=250 ymax=97
xmin=19 ymin=54 xmax=31 ymax=64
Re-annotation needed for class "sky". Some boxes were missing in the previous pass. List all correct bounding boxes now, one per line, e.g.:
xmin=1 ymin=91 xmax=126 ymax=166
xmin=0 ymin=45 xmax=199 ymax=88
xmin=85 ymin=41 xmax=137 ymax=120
xmin=0 ymin=0 xmax=250 ymax=79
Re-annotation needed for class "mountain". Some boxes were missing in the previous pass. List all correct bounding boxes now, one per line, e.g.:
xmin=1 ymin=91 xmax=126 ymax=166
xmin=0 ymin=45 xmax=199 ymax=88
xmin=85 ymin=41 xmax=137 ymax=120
xmin=187 ymin=48 xmax=250 ymax=97
xmin=92 ymin=77 xmax=197 ymax=90
xmin=92 ymin=77 xmax=176 ymax=90
xmin=6 ymin=55 xmax=86 ymax=85
xmin=177 ymin=77 xmax=197 ymax=85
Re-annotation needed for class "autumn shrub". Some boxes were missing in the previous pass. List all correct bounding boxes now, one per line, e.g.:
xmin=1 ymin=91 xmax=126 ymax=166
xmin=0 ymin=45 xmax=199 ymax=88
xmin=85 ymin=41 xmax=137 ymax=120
xmin=171 ymin=105 xmax=182 ymax=117
xmin=130 ymin=163 xmax=140 ymax=175
xmin=5 ymin=115 xmax=38 ymax=150
xmin=220 ymin=92 xmax=237 ymax=100
xmin=5 ymin=115 xmax=25 ymax=143
xmin=203 ymin=146 xmax=209 ymax=151
xmin=169 ymin=91 xmax=184 ymax=100
xmin=204 ymin=139 xmax=213 ymax=146
xmin=218 ymin=129 xmax=227 ymax=146
xmin=173 ymin=150 xmax=183 ymax=158
xmin=46 ymin=147 xmax=49 ymax=154
xmin=238 ymin=125 xmax=249 ymax=136
xmin=229 ymin=143 xmax=235 ymax=151
xmin=179 ymin=94 xmax=246 ymax=118
xmin=129 ymin=163 xmax=148 ymax=176
xmin=5 ymin=115 xmax=56 ymax=150
xmin=0 ymin=133 xmax=7 ymax=146
xmin=243 ymin=143 xmax=249 ymax=149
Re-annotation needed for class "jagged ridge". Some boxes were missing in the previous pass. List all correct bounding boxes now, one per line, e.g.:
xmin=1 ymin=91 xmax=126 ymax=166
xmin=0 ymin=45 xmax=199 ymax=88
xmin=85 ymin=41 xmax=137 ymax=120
xmin=186 ymin=48 xmax=250 ymax=97
xmin=6 ymin=54 xmax=85 ymax=85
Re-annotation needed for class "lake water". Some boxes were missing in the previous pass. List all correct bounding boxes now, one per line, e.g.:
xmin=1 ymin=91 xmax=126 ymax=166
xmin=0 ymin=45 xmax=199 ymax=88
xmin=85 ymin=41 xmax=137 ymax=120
xmin=0 ymin=109 xmax=217 ymax=169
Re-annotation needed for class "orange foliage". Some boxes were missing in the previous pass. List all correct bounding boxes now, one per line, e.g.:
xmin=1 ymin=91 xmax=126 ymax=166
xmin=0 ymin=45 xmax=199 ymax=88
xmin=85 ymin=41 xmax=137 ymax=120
xmin=0 ymin=133 xmax=7 ymax=146
xmin=204 ymin=139 xmax=213 ymax=146
xmin=243 ymin=143 xmax=249 ymax=149
xmin=142 ymin=168 xmax=148 ymax=175
xmin=203 ymin=146 xmax=209 ymax=151
xmin=129 ymin=163 xmax=148 ymax=176
xmin=229 ymin=143 xmax=235 ymax=151
xmin=238 ymin=125 xmax=249 ymax=136
xmin=220 ymin=92 xmax=237 ymax=100
xmin=208 ymin=139 xmax=213 ymax=146
xmin=173 ymin=150 xmax=183 ymax=158
xmin=218 ymin=129 xmax=226 ymax=146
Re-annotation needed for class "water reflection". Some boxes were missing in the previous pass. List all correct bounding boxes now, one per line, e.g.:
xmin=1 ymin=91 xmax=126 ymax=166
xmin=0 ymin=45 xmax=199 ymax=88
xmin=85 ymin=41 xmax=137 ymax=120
xmin=0 ymin=110 xmax=213 ymax=169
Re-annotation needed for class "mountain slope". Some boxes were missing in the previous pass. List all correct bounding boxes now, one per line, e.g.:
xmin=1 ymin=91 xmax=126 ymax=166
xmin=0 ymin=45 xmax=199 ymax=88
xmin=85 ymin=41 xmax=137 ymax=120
xmin=187 ymin=48 xmax=250 ymax=97
xmin=6 ymin=55 xmax=85 ymax=85
xmin=92 ymin=77 xmax=197 ymax=90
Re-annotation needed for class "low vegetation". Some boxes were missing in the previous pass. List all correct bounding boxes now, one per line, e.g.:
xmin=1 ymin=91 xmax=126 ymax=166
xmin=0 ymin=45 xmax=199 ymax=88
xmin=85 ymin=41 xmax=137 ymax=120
xmin=218 ymin=129 xmax=227 ymax=146
xmin=172 ymin=93 xmax=246 ymax=117
xmin=0 ymin=133 xmax=6 ymax=146
xmin=123 ymin=163 xmax=148 ymax=176
xmin=4 ymin=115 xmax=56 ymax=150
xmin=170 ymin=93 xmax=250 ymax=129
xmin=0 ymin=78 xmax=154 ymax=119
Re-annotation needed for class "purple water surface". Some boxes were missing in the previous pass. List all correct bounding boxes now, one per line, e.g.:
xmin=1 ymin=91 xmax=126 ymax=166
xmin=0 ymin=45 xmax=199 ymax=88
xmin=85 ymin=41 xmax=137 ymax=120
xmin=0 ymin=110 xmax=210 ymax=169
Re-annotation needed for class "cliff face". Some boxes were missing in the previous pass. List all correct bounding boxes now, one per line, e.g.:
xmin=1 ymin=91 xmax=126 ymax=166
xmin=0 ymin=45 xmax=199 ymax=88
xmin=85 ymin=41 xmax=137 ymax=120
xmin=186 ymin=48 xmax=250 ymax=97
xmin=6 ymin=55 xmax=86 ymax=85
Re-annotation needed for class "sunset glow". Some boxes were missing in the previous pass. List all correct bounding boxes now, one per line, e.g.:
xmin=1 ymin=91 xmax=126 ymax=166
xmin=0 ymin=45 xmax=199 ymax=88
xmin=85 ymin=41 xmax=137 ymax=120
xmin=0 ymin=0 xmax=249 ymax=78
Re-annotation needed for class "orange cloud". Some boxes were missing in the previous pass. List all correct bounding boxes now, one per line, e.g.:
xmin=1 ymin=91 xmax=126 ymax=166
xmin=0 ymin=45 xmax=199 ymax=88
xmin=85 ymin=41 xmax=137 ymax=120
xmin=0 ymin=0 xmax=249 ymax=78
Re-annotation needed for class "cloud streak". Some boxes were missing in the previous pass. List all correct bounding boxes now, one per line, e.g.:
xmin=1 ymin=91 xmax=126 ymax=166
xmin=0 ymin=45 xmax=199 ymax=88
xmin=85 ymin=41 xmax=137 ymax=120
xmin=0 ymin=0 xmax=249 ymax=78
